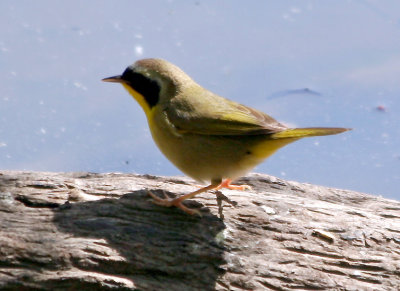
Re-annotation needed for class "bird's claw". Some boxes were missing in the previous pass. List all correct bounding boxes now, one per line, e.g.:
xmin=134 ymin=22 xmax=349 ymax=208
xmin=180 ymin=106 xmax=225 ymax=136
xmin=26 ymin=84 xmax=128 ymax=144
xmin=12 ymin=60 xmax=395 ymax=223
xmin=147 ymin=191 xmax=201 ymax=216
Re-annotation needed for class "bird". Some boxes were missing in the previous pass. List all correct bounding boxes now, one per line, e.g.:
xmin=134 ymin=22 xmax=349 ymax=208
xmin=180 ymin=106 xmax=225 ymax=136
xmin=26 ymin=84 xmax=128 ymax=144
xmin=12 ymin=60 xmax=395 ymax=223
xmin=103 ymin=58 xmax=350 ymax=215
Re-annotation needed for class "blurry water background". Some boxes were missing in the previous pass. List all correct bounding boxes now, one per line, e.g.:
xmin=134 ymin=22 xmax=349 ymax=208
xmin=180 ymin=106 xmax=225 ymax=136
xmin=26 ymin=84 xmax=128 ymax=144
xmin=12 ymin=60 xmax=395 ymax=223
xmin=1 ymin=1 xmax=399 ymax=199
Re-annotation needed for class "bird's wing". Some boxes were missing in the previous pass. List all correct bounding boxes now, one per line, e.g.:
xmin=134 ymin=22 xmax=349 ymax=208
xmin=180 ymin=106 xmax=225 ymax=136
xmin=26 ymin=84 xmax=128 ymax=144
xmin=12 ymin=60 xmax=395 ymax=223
xmin=164 ymin=89 xmax=287 ymax=136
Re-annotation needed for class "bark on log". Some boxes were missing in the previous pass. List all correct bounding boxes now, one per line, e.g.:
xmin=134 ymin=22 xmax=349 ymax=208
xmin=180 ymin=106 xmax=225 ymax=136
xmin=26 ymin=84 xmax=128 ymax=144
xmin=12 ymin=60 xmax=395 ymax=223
xmin=0 ymin=170 xmax=399 ymax=290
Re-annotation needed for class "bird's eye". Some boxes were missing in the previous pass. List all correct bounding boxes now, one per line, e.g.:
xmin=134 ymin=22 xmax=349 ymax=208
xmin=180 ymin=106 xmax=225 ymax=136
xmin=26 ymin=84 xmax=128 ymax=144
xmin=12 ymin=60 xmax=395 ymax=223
xmin=122 ymin=69 xmax=160 ymax=108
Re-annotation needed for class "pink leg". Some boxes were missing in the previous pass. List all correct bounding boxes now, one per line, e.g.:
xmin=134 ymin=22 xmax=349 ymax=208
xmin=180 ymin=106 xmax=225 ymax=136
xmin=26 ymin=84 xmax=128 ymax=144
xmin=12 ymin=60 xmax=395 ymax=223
xmin=148 ymin=182 xmax=221 ymax=215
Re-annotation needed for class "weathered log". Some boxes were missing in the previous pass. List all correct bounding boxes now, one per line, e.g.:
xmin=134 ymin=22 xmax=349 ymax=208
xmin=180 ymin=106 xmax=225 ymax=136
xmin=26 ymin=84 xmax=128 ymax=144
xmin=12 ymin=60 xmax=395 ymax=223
xmin=0 ymin=170 xmax=399 ymax=290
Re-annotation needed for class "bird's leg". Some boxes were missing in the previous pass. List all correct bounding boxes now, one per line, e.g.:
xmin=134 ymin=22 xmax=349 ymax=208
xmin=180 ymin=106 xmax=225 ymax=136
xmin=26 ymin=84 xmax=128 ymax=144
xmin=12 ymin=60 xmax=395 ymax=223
xmin=148 ymin=182 xmax=221 ymax=215
xmin=148 ymin=179 xmax=251 ymax=215
xmin=217 ymin=178 xmax=252 ymax=191
xmin=213 ymin=179 xmax=250 ymax=218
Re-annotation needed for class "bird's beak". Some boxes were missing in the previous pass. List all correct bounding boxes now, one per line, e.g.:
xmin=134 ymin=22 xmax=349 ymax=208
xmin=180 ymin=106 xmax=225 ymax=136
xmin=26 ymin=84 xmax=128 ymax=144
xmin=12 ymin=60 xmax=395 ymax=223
xmin=102 ymin=75 xmax=125 ymax=83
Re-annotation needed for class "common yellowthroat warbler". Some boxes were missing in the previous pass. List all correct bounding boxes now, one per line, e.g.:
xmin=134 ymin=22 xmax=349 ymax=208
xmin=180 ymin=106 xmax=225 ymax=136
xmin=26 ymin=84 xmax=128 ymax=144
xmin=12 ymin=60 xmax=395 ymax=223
xmin=103 ymin=58 xmax=350 ymax=215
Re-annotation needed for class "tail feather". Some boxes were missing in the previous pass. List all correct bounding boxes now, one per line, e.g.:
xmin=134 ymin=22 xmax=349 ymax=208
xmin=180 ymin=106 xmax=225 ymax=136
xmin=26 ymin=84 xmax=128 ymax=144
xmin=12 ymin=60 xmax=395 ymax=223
xmin=270 ymin=127 xmax=351 ymax=139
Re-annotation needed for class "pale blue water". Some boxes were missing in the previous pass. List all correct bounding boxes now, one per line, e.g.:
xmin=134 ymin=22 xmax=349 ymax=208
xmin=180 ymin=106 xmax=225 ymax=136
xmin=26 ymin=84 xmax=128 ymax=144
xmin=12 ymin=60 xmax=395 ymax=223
xmin=1 ymin=1 xmax=399 ymax=199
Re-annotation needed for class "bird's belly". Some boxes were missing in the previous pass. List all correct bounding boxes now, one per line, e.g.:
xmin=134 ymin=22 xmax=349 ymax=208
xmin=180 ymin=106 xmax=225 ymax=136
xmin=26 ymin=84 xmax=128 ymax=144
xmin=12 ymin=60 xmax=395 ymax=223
xmin=149 ymin=122 xmax=274 ymax=183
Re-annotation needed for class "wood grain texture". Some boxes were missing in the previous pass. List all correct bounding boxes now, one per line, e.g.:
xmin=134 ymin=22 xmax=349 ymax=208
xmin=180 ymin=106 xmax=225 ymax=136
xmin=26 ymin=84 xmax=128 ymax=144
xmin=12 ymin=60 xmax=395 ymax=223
xmin=0 ymin=171 xmax=399 ymax=290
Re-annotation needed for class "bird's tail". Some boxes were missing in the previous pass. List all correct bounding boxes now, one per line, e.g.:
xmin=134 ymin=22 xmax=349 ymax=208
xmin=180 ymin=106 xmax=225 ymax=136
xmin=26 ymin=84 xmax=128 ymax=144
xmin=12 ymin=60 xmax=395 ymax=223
xmin=270 ymin=127 xmax=351 ymax=139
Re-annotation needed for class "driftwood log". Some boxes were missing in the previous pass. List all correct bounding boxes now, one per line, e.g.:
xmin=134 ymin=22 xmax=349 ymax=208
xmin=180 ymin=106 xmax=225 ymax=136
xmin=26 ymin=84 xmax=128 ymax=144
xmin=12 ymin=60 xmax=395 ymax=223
xmin=0 ymin=170 xmax=399 ymax=290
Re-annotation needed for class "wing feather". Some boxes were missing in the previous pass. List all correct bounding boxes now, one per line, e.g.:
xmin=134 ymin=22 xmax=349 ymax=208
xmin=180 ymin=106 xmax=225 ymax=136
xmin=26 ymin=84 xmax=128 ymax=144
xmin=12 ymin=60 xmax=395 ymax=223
xmin=164 ymin=88 xmax=287 ymax=136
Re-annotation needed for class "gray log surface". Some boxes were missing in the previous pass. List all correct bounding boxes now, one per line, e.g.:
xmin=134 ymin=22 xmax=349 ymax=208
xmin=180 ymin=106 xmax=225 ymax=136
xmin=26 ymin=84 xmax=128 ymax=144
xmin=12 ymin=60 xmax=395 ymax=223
xmin=0 ymin=170 xmax=399 ymax=291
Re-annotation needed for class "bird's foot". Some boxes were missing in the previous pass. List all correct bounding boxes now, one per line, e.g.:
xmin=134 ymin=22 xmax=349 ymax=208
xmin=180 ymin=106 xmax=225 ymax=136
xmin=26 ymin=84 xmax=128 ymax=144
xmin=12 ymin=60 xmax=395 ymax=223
xmin=217 ymin=179 xmax=252 ymax=191
xmin=147 ymin=191 xmax=201 ymax=216
xmin=147 ymin=183 xmax=222 ymax=215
